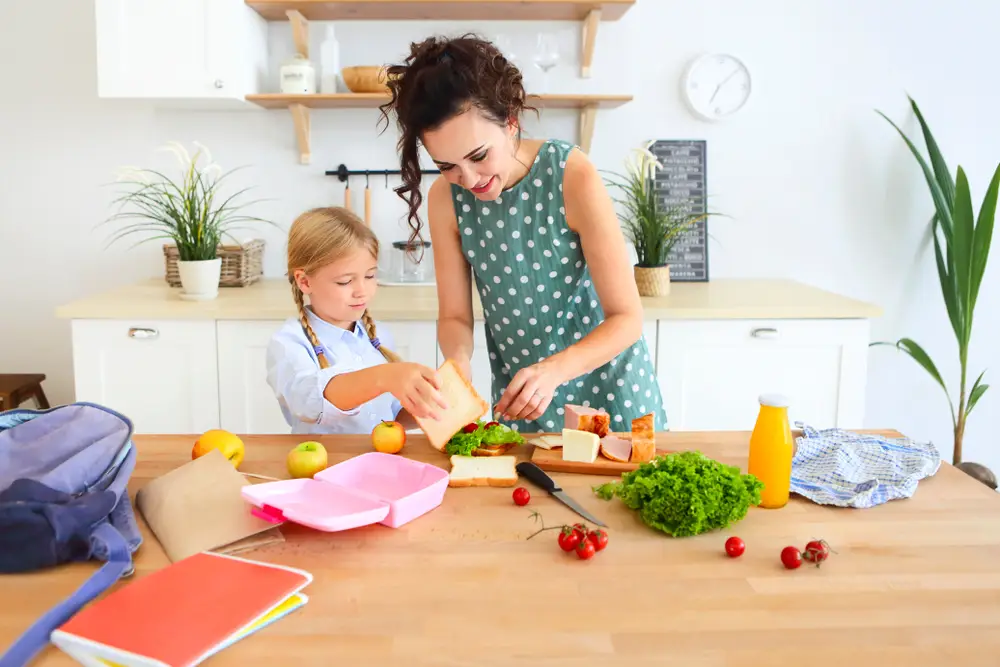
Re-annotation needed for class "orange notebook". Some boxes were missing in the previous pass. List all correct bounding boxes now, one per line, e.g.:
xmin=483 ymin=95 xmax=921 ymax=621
xmin=50 ymin=552 xmax=312 ymax=667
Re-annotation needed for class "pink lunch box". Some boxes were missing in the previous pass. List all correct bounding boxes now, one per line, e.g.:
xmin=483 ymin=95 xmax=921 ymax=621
xmin=241 ymin=452 xmax=449 ymax=531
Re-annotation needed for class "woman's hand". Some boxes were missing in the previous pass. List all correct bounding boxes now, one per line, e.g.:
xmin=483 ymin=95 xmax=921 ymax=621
xmin=381 ymin=363 xmax=449 ymax=421
xmin=494 ymin=360 xmax=565 ymax=422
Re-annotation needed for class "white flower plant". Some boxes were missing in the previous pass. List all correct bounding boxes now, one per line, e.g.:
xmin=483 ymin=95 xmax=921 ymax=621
xmin=102 ymin=141 xmax=275 ymax=261
xmin=602 ymin=140 xmax=717 ymax=268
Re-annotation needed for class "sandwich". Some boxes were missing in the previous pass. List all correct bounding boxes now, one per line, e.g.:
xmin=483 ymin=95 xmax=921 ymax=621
xmin=443 ymin=420 xmax=525 ymax=457
xmin=415 ymin=359 xmax=490 ymax=452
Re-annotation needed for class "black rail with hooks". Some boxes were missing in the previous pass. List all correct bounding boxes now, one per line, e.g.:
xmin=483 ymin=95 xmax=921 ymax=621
xmin=325 ymin=164 xmax=441 ymax=186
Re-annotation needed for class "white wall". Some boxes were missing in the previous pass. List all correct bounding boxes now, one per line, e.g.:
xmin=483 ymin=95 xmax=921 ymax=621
xmin=1 ymin=0 xmax=998 ymax=471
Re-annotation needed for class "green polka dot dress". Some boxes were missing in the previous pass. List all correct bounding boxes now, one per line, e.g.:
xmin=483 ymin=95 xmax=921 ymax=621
xmin=451 ymin=139 xmax=668 ymax=434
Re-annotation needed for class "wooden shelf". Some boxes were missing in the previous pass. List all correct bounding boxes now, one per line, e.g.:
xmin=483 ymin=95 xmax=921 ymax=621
xmin=245 ymin=93 xmax=631 ymax=109
xmin=246 ymin=0 xmax=631 ymax=77
xmin=246 ymin=93 xmax=631 ymax=163
xmin=245 ymin=0 xmax=635 ymax=22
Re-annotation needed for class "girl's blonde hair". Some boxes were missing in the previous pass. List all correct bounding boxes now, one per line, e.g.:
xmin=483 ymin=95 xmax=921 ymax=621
xmin=287 ymin=206 xmax=401 ymax=367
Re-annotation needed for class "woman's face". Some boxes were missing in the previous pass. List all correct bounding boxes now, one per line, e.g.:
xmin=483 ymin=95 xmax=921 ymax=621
xmin=422 ymin=107 xmax=518 ymax=201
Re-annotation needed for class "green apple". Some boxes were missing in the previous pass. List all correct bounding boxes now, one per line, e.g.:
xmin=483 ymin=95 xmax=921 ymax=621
xmin=287 ymin=441 xmax=328 ymax=479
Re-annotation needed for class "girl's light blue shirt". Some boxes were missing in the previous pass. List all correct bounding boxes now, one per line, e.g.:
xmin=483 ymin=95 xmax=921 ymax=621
xmin=265 ymin=308 xmax=402 ymax=434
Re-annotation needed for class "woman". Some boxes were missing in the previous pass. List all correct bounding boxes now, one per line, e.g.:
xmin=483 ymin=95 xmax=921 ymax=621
xmin=379 ymin=34 xmax=666 ymax=434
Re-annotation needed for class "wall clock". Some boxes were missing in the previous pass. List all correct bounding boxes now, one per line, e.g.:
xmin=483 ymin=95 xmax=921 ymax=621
xmin=681 ymin=53 xmax=752 ymax=121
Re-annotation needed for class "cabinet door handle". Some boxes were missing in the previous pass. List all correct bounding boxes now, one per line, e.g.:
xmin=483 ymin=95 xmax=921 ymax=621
xmin=750 ymin=327 xmax=779 ymax=339
xmin=128 ymin=327 xmax=159 ymax=340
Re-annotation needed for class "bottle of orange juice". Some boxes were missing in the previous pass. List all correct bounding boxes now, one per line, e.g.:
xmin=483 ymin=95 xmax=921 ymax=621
xmin=747 ymin=393 xmax=794 ymax=509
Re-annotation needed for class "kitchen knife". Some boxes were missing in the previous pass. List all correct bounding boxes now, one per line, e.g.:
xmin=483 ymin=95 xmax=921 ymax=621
xmin=515 ymin=462 xmax=606 ymax=527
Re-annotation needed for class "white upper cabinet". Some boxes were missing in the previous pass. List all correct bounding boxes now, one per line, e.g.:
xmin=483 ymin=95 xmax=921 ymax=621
xmin=94 ymin=0 xmax=268 ymax=101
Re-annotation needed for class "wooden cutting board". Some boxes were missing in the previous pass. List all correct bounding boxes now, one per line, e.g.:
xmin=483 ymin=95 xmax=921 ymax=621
xmin=529 ymin=442 xmax=673 ymax=476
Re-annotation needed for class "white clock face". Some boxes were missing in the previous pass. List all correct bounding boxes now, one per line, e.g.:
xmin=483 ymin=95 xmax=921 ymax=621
xmin=682 ymin=54 xmax=751 ymax=121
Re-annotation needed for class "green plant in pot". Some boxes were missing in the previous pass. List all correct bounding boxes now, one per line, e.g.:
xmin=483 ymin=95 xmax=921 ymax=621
xmin=874 ymin=96 xmax=999 ymax=468
xmin=103 ymin=141 xmax=273 ymax=301
xmin=603 ymin=141 xmax=712 ymax=296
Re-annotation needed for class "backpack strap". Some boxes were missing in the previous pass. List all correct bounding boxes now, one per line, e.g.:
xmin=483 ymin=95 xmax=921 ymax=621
xmin=0 ymin=521 xmax=133 ymax=667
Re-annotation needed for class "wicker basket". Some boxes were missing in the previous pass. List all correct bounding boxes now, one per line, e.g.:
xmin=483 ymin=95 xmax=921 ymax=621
xmin=633 ymin=264 xmax=671 ymax=296
xmin=163 ymin=240 xmax=265 ymax=288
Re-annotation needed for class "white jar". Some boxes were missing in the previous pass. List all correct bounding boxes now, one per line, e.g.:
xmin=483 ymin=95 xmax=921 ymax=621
xmin=280 ymin=54 xmax=316 ymax=94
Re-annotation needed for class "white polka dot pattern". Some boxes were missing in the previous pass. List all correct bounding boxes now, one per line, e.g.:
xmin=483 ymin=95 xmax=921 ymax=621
xmin=449 ymin=139 xmax=667 ymax=433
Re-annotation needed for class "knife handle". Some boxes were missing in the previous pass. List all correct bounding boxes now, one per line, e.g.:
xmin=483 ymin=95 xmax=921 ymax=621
xmin=516 ymin=462 xmax=560 ymax=493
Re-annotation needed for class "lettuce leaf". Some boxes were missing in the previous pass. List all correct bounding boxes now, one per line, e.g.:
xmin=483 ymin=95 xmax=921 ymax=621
xmin=593 ymin=451 xmax=764 ymax=537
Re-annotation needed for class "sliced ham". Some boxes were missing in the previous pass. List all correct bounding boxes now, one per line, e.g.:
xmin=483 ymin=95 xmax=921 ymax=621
xmin=564 ymin=404 xmax=610 ymax=437
xmin=599 ymin=435 xmax=632 ymax=463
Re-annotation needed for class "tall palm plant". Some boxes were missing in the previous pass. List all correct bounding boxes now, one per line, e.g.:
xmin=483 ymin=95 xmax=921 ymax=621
xmin=874 ymin=96 xmax=999 ymax=465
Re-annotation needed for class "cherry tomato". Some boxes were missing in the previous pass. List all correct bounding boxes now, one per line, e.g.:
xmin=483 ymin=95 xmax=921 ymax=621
xmin=557 ymin=527 xmax=581 ymax=552
xmin=462 ymin=423 xmax=479 ymax=433
xmin=576 ymin=538 xmax=596 ymax=560
xmin=512 ymin=487 xmax=531 ymax=506
xmin=781 ymin=546 xmax=802 ymax=570
xmin=485 ymin=421 xmax=500 ymax=429
xmin=725 ymin=536 xmax=745 ymax=558
xmin=587 ymin=528 xmax=609 ymax=552
xmin=803 ymin=539 xmax=830 ymax=566
xmin=572 ymin=523 xmax=588 ymax=539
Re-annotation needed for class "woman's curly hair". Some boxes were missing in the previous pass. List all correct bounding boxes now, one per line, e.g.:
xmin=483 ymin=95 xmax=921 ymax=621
xmin=378 ymin=34 xmax=537 ymax=246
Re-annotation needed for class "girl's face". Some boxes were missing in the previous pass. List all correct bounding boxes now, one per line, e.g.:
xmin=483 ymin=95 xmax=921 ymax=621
xmin=294 ymin=248 xmax=378 ymax=329
xmin=422 ymin=107 xmax=518 ymax=202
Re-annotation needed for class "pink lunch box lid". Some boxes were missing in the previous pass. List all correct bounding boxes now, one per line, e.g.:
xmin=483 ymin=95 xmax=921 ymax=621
xmin=241 ymin=451 xmax=449 ymax=532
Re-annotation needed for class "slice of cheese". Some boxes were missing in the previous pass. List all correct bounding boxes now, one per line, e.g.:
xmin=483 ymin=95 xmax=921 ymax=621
xmin=561 ymin=428 xmax=600 ymax=464
xmin=528 ymin=435 xmax=563 ymax=450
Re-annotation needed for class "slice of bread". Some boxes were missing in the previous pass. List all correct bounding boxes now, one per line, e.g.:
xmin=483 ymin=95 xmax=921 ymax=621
xmin=448 ymin=455 xmax=518 ymax=487
xmin=415 ymin=359 xmax=490 ymax=451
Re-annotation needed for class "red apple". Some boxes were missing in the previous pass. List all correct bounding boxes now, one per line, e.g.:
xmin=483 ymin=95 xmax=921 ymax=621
xmin=371 ymin=421 xmax=406 ymax=454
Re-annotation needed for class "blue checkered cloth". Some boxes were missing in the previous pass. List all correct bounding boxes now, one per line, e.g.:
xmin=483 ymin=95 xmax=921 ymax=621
xmin=789 ymin=423 xmax=941 ymax=508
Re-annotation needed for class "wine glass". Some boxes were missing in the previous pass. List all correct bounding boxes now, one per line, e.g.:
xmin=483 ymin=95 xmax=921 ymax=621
xmin=494 ymin=33 xmax=518 ymax=66
xmin=532 ymin=32 xmax=560 ymax=92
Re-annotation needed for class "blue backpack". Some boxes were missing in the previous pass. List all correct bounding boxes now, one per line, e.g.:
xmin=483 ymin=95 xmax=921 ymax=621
xmin=0 ymin=402 xmax=142 ymax=667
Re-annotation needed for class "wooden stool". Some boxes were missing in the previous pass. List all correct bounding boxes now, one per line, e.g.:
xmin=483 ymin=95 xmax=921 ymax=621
xmin=0 ymin=374 xmax=50 ymax=412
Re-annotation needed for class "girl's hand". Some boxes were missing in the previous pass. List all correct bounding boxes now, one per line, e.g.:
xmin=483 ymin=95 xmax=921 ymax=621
xmin=494 ymin=362 xmax=563 ymax=422
xmin=383 ymin=363 xmax=449 ymax=420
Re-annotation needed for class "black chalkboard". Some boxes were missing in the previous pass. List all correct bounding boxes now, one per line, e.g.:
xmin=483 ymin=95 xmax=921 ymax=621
xmin=649 ymin=139 xmax=709 ymax=282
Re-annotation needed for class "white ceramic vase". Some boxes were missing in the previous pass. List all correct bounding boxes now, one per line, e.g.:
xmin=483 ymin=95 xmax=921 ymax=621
xmin=177 ymin=258 xmax=222 ymax=301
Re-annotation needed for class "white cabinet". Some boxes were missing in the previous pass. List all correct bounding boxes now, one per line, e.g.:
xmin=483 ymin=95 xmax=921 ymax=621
xmin=94 ymin=0 xmax=268 ymax=101
xmin=656 ymin=319 xmax=870 ymax=431
xmin=216 ymin=320 xmax=289 ymax=435
xmin=70 ymin=320 xmax=220 ymax=434
xmin=65 ymin=315 xmax=871 ymax=436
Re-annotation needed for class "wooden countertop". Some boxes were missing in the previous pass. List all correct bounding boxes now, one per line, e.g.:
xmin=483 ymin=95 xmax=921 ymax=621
xmin=5 ymin=430 xmax=998 ymax=666
xmin=54 ymin=277 xmax=882 ymax=321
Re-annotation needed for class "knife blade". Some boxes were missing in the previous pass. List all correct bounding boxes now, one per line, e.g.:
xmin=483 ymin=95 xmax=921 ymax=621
xmin=515 ymin=461 xmax=607 ymax=527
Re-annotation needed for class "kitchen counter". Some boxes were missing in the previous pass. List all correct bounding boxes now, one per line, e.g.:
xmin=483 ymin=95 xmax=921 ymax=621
xmin=5 ymin=430 xmax=998 ymax=666
xmin=55 ymin=277 xmax=882 ymax=321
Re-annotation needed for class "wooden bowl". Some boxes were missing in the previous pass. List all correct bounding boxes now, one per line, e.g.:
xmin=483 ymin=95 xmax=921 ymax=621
xmin=341 ymin=66 xmax=388 ymax=93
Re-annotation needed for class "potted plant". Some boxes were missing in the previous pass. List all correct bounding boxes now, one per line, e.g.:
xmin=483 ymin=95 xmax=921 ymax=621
xmin=603 ymin=141 xmax=713 ymax=296
xmin=103 ymin=141 xmax=272 ymax=301
xmin=873 ymin=96 xmax=999 ymax=466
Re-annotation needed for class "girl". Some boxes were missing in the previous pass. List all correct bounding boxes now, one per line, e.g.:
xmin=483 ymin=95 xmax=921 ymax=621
xmin=377 ymin=34 xmax=667 ymax=434
xmin=266 ymin=206 xmax=448 ymax=434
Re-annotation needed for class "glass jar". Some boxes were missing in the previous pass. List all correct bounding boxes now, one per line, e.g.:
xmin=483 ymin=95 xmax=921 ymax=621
xmin=280 ymin=54 xmax=316 ymax=94
xmin=390 ymin=240 xmax=432 ymax=283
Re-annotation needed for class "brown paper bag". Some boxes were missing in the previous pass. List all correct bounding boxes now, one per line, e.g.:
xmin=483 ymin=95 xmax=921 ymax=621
xmin=136 ymin=448 xmax=283 ymax=562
